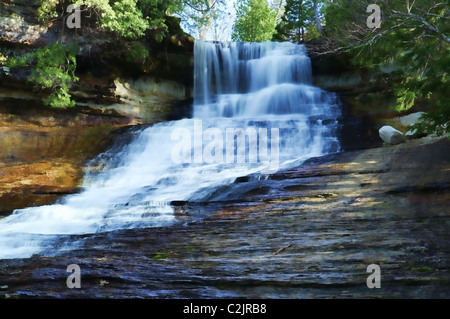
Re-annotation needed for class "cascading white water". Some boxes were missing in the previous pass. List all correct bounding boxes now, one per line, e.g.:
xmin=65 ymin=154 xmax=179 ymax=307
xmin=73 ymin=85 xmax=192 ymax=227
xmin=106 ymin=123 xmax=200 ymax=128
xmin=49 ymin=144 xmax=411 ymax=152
xmin=0 ymin=41 xmax=341 ymax=259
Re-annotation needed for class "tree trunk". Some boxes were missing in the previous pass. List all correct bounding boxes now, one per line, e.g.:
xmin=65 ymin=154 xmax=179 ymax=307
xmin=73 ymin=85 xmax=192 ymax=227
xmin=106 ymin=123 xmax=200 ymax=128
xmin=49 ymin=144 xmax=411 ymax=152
xmin=313 ymin=0 xmax=322 ymax=33
xmin=298 ymin=0 xmax=303 ymax=43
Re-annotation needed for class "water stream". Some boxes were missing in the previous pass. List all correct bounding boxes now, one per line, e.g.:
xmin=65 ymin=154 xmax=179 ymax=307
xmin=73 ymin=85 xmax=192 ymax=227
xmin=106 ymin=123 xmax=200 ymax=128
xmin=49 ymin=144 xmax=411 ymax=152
xmin=0 ymin=41 xmax=341 ymax=259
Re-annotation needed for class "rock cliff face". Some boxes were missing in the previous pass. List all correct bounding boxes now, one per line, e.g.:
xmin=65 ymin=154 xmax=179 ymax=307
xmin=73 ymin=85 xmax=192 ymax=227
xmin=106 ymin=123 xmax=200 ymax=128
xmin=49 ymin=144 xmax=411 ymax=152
xmin=0 ymin=0 xmax=194 ymax=212
xmin=0 ymin=0 xmax=52 ymax=45
xmin=0 ymin=0 xmax=194 ymax=121
xmin=306 ymin=45 xmax=427 ymax=152
xmin=0 ymin=105 xmax=136 ymax=213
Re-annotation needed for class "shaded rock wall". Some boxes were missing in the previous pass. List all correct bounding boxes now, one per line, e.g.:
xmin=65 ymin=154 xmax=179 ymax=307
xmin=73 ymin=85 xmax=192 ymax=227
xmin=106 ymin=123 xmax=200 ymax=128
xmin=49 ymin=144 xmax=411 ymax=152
xmin=306 ymin=46 xmax=425 ymax=152
xmin=0 ymin=1 xmax=194 ymax=123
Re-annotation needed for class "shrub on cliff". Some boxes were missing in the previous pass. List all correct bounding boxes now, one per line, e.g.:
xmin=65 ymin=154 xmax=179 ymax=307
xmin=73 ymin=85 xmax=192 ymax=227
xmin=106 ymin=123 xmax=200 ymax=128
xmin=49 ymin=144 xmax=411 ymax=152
xmin=7 ymin=42 xmax=79 ymax=108
xmin=31 ymin=42 xmax=79 ymax=108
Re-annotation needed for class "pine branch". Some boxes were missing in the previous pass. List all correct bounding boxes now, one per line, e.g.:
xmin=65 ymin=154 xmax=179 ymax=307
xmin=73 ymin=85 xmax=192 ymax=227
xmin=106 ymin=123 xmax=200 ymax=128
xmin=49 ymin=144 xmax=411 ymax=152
xmin=390 ymin=9 xmax=450 ymax=44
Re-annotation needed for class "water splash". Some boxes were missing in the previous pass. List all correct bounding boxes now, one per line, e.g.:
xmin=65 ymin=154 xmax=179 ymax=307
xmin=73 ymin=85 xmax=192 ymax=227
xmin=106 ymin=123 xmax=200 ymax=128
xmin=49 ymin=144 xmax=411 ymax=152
xmin=0 ymin=41 xmax=341 ymax=259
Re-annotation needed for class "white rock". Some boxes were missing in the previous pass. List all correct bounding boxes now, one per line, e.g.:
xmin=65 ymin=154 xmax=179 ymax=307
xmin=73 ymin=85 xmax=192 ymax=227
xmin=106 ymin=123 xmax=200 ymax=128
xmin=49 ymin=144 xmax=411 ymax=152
xmin=379 ymin=126 xmax=406 ymax=145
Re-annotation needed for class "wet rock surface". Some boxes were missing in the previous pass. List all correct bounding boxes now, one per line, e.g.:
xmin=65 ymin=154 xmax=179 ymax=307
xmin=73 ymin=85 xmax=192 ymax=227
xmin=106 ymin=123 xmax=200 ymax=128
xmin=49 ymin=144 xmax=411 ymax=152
xmin=0 ymin=103 xmax=135 ymax=213
xmin=0 ymin=137 xmax=448 ymax=298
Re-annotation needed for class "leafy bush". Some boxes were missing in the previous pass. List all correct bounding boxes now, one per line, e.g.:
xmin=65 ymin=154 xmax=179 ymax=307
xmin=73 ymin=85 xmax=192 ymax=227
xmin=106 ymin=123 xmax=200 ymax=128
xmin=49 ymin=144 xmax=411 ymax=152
xmin=31 ymin=42 xmax=79 ymax=108
xmin=37 ymin=0 xmax=59 ymax=23
xmin=7 ymin=42 xmax=79 ymax=108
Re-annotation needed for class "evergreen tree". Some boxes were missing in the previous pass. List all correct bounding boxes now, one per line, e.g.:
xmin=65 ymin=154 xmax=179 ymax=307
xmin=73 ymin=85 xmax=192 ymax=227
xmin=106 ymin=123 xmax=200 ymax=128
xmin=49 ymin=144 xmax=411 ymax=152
xmin=277 ymin=0 xmax=314 ymax=43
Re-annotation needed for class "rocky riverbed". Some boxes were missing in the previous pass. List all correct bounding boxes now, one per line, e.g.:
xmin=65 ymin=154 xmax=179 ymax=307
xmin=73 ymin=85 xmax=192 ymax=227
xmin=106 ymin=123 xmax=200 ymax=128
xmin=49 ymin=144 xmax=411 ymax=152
xmin=0 ymin=136 xmax=448 ymax=299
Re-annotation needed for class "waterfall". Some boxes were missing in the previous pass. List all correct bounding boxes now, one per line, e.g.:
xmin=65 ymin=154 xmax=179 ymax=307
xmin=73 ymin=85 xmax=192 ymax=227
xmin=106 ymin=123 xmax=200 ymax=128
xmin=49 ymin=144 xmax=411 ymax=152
xmin=0 ymin=41 xmax=341 ymax=259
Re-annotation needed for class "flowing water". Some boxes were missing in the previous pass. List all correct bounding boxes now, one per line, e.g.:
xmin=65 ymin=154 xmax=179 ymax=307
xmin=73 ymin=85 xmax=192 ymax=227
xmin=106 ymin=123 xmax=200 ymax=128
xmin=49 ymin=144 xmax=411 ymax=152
xmin=0 ymin=41 xmax=341 ymax=259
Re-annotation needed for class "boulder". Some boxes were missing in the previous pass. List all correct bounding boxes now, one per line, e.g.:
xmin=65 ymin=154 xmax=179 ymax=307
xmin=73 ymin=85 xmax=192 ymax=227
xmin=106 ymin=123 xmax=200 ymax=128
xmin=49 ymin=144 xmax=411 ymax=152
xmin=379 ymin=125 xmax=406 ymax=145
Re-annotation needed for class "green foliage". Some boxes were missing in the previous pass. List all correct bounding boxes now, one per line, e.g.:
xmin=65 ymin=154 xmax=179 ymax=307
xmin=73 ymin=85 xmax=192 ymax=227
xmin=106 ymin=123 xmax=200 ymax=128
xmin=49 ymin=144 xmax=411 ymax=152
xmin=37 ymin=0 xmax=59 ymax=23
xmin=73 ymin=0 xmax=149 ymax=39
xmin=137 ymin=0 xmax=188 ymax=41
xmin=5 ymin=53 xmax=32 ymax=69
xmin=30 ymin=42 xmax=79 ymax=108
xmin=104 ymin=0 xmax=149 ymax=38
xmin=36 ymin=0 xmax=224 ymax=42
xmin=305 ymin=22 xmax=321 ymax=40
xmin=232 ymin=0 xmax=278 ymax=42
xmin=278 ymin=0 xmax=313 ymax=42
xmin=275 ymin=0 xmax=324 ymax=42
xmin=409 ymin=265 xmax=433 ymax=273
xmin=73 ymin=0 xmax=184 ymax=40
xmin=126 ymin=41 xmax=149 ymax=64
xmin=8 ymin=42 xmax=79 ymax=108
xmin=138 ymin=0 xmax=183 ymax=42
xmin=323 ymin=0 xmax=365 ymax=41
xmin=153 ymin=249 xmax=179 ymax=259
xmin=38 ymin=0 xmax=153 ymax=39
xmin=324 ymin=0 xmax=450 ymax=136
xmin=36 ymin=0 xmax=182 ymax=41
xmin=272 ymin=20 xmax=290 ymax=41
